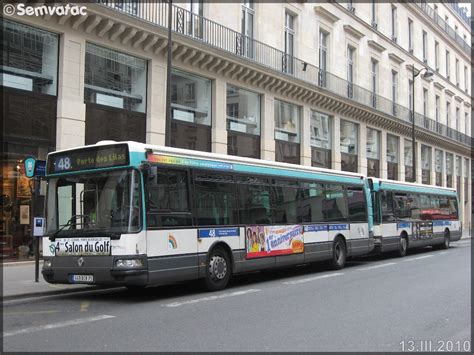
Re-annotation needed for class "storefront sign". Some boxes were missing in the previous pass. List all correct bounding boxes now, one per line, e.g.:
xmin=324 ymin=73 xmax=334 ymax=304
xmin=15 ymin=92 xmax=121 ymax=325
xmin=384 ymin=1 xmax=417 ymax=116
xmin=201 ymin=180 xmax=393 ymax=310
xmin=246 ymin=225 xmax=304 ymax=259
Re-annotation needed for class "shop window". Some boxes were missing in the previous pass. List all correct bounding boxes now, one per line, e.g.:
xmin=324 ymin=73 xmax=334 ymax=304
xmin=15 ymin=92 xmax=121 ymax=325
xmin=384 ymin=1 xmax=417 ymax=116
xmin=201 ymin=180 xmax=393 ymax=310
xmin=366 ymin=128 xmax=380 ymax=177
xmin=445 ymin=153 xmax=453 ymax=188
xmin=1 ymin=20 xmax=58 ymax=95
xmin=435 ymin=150 xmax=443 ymax=186
xmin=274 ymin=100 xmax=300 ymax=164
xmin=404 ymin=139 xmax=414 ymax=182
xmin=310 ymin=111 xmax=331 ymax=169
xmin=387 ymin=135 xmax=399 ymax=180
xmin=421 ymin=145 xmax=431 ymax=185
xmin=340 ymin=120 xmax=358 ymax=173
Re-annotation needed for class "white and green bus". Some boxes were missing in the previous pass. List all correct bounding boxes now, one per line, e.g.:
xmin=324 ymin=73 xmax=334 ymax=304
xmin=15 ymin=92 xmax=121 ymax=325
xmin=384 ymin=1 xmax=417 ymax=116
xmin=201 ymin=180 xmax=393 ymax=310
xmin=42 ymin=141 xmax=375 ymax=290
xmin=369 ymin=178 xmax=461 ymax=256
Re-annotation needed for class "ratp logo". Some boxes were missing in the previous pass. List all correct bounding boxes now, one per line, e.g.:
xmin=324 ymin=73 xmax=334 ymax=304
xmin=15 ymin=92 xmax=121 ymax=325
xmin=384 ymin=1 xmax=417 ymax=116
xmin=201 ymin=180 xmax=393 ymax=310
xmin=3 ymin=3 xmax=87 ymax=17
xmin=168 ymin=235 xmax=177 ymax=250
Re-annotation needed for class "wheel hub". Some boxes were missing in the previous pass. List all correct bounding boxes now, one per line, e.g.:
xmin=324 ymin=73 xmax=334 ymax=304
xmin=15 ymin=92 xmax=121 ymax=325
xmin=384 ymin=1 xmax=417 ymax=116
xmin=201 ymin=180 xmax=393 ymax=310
xmin=209 ymin=256 xmax=227 ymax=280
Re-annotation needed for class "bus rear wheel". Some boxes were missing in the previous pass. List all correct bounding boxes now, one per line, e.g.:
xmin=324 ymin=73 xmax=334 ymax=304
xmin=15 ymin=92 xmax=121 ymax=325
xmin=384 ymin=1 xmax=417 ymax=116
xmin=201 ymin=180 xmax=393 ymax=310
xmin=204 ymin=246 xmax=231 ymax=291
xmin=397 ymin=235 xmax=408 ymax=257
xmin=441 ymin=230 xmax=450 ymax=249
xmin=330 ymin=237 xmax=346 ymax=270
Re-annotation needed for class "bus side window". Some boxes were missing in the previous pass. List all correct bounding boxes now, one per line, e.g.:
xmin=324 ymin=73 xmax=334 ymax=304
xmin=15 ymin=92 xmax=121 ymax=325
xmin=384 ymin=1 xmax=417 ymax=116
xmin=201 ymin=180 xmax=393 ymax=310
xmin=381 ymin=191 xmax=395 ymax=222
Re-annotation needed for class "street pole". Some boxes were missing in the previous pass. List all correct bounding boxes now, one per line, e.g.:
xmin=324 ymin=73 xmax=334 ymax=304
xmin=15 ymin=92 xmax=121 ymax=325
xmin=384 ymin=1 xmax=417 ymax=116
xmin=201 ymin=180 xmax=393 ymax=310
xmin=33 ymin=177 xmax=39 ymax=282
xmin=412 ymin=66 xmax=416 ymax=183
xmin=165 ymin=0 xmax=173 ymax=147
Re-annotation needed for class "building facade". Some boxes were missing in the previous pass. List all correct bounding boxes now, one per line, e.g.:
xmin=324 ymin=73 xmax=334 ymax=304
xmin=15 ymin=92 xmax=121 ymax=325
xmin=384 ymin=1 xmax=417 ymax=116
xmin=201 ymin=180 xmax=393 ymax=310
xmin=1 ymin=1 xmax=472 ymax=260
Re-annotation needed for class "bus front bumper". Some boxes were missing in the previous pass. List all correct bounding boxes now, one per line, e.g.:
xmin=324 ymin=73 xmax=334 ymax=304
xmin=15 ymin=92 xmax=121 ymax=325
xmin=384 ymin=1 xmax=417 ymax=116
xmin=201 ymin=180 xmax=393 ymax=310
xmin=42 ymin=255 xmax=148 ymax=286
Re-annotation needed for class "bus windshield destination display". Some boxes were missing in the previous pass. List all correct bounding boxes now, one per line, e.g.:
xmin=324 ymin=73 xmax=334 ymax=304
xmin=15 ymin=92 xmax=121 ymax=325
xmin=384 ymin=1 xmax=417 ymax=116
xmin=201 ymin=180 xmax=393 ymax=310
xmin=47 ymin=145 xmax=129 ymax=174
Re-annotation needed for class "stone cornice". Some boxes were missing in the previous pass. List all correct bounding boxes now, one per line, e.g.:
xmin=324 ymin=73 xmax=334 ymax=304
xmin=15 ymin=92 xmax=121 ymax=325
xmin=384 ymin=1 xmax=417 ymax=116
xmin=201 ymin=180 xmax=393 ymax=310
xmin=388 ymin=53 xmax=404 ymax=65
xmin=343 ymin=24 xmax=365 ymax=40
xmin=314 ymin=5 xmax=339 ymax=23
xmin=367 ymin=40 xmax=386 ymax=53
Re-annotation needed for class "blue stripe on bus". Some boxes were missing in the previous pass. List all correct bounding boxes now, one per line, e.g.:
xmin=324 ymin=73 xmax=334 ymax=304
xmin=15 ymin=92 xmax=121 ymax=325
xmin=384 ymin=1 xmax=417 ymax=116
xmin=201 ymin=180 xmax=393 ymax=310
xmin=328 ymin=224 xmax=349 ymax=231
xmin=397 ymin=222 xmax=411 ymax=229
xmin=432 ymin=220 xmax=452 ymax=227
xmin=198 ymin=228 xmax=240 ymax=238
xmin=304 ymin=224 xmax=328 ymax=232
xmin=379 ymin=182 xmax=457 ymax=197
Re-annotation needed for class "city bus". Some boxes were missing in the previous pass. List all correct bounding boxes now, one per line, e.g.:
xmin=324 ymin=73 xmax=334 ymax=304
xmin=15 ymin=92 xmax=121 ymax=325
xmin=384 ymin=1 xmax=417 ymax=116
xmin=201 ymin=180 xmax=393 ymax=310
xmin=42 ymin=141 xmax=374 ymax=290
xmin=369 ymin=178 xmax=461 ymax=256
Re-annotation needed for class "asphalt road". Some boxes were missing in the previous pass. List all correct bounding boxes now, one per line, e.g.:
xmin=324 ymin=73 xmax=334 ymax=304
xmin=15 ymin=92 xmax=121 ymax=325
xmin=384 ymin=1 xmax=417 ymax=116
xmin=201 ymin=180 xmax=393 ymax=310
xmin=3 ymin=240 xmax=471 ymax=352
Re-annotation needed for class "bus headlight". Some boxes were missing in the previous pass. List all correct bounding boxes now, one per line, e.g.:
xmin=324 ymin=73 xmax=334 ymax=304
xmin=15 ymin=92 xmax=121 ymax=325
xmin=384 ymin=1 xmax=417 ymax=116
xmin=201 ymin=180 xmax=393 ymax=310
xmin=115 ymin=259 xmax=143 ymax=269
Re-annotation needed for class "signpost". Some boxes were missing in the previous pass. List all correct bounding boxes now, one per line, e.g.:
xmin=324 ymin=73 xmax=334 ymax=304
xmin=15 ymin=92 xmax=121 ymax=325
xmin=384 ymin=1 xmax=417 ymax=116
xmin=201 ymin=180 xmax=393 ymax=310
xmin=23 ymin=157 xmax=46 ymax=282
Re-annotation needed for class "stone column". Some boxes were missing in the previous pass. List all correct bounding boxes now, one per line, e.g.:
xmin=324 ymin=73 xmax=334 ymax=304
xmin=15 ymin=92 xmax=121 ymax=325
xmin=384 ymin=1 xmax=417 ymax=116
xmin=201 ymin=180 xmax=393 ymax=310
xmin=301 ymin=106 xmax=312 ymax=166
xmin=212 ymin=77 xmax=227 ymax=154
xmin=332 ymin=115 xmax=341 ymax=170
xmin=146 ymin=57 xmax=166 ymax=145
xmin=359 ymin=122 xmax=367 ymax=175
xmin=380 ymin=131 xmax=387 ymax=179
xmin=261 ymin=94 xmax=275 ymax=161
xmin=56 ymin=32 xmax=86 ymax=150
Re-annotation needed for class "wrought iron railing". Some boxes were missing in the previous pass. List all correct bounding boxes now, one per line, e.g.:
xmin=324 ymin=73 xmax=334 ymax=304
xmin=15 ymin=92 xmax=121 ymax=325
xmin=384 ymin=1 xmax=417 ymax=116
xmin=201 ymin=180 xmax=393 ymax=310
xmin=97 ymin=0 xmax=471 ymax=147
xmin=414 ymin=2 xmax=470 ymax=56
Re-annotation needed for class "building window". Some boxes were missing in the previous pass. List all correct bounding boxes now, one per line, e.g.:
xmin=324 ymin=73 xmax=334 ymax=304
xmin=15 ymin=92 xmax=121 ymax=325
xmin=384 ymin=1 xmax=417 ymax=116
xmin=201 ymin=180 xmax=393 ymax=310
xmin=284 ymin=11 xmax=295 ymax=74
xmin=465 ymin=112 xmax=469 ymax=134
xmin=241 ymin=0 xmax=254 ymax=58
xmin=391 ymin=5 xmax=397 ymax=41
xmin=446 ymin=153 xmax=453 ymax=187
xmin=421 ymin=145 xmax=431 ymax=184
xmin=435 ymin=41 xmax=439 ymax=71
xmin=84 ymin=43 xmax=147 ymax=144
xmin=408 ymin=79 xmax=413 ymax=113
xmin=274 ymin=100 xmax=300 ymax=164
xmin=371 ymin=59 xmax=377 ymax=108
xmin=347 ymin=46 xmax=355 ymax=99
xmin=366 ymin=128 xmax=380 ymax=177
xmin=404 ymin=139 xmax=414 ymax=182
xmin=423 ymin=88 xmax=428 ymax=117
xmin=446 ymin=101 xmax=450 ymax=125
xmin=445 ymin=50 xmax=450 ymax=80
xmin=1 ymin=19 xmax=59 ymax=96
xmin=227 ymin=85 xmax=260 ymax=159
xmin=408 ymin=19 xmax=413 ymax=52
xmin=435 ymin=149 xmax=443 ymax=186
xmin=464 ymin=65 xmax=468 ymax=92
xmin=435 ymin=95 xmax=440 ymax=123
xmin=422 ymin=31 xmax=427 ymax=63
xmin=113 ymin=0 xmax=138 ymax=15
xmin=387 ymin=135 xmax=399 ymax=180
xmin=318 ymin=30 xmax=328 ymax=87
xmin=340 ymin=120 xmax=358 ymax=173
xmin=455 ymin=58 xmax=460 ymax=87
xmin=170 ymin=69 xmax=211 ymax=152
xmin=455 ymin=107 xmax=460 ymax=131
xmin=310 ymin=111 xmax=331 ymax=169
xmin=391 ymin=70 xmax=398 ymax=116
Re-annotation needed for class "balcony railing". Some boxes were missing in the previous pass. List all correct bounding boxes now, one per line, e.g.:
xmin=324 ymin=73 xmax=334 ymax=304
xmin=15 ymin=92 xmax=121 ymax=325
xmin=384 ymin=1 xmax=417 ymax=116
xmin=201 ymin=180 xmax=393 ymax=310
xmin=414 ymin=2 xmax=471 ymax=56
xmin=97 ymin=0 xmax=471 ymax=147
xmin=444 ymin=1 xmax=471 ymax=26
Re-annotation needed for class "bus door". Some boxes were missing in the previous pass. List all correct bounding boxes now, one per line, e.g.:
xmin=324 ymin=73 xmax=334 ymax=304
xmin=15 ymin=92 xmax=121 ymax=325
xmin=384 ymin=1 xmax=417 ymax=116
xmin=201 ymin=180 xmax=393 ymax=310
xmin=346 ymin=187 xmax=370 ymax=255
xmin=380 ymin=191 xmax=399 ymax=249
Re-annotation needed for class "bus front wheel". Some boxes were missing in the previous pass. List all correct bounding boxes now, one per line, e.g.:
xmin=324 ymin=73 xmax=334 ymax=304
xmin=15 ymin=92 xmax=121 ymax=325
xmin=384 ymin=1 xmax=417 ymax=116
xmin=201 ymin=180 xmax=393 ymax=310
xmin=397 ymin=235 xmax=408 ymax=257
xmin=204 ymin=246 xmax=231 ymax=291
xmin=330 ymin=237 xmax=347 ymax=270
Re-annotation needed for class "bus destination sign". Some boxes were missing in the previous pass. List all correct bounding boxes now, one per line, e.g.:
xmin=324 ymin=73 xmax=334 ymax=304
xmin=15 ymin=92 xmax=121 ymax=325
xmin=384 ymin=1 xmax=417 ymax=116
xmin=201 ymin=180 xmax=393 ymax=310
xmin=47 ymin=145 xmax=129 ymax=174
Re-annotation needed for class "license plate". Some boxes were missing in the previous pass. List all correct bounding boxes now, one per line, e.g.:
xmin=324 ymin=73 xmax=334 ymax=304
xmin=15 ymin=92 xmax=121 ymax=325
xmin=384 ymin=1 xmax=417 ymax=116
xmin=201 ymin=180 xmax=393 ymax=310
xmin=54 ymin=237 xmax=111 ymax=256
xmin=70 ymin=274 xmax=94 ymax=284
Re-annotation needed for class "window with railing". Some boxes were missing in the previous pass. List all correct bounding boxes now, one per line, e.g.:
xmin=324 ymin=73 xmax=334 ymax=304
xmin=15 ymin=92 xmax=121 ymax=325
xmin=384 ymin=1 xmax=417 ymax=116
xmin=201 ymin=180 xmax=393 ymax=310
xmin=371 ymin=59 xmax=377 ymax=108
xmin=455 ymin=107 xmax=460 ymax=131
xmin=391 ymin=5 xmax=397 ymax=42
xmin=408 ymin=19 xmax=413 ymax=53
xmin=408 ymin=80 xmax=413 ymax=114
xmin=464 ymin=65 xmax=468 ymax=92
xmin=422 ymin=31 xmax=427 ymax=63
xmin=434 ymin=41 xmax=439 ymax=71
xmin=391 ymin=71 xmax=398 ymax=116
xmin=446 ymin=101 xmax=450 ymax=125
xmin=455 ymin=58 xmax=459 ymax=87
xmin=241 ymin=0 xmax=254 ymax=58
xmin=423 ymin=88 xmax=428 ymax=118
xmin=347 ymin=46 xmax=355 ymax=99
xmin=284 ymin=11 xmax=295 ymax=74
xmin=445 ymin=50 xmax=450 ymax=80
xmin=318 ymin=30 xmax=328 ymax=87
xmin=435 ymin=95 xmax=440 ymax=123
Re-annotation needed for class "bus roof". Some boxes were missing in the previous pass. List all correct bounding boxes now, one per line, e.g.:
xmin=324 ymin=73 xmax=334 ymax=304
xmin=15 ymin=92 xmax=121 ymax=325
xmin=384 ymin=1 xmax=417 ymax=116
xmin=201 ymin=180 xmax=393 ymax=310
xmin=369 ymin=177 xmax=457 ymax=197
xmin=48 ymin=141 xmax=366 ymax=185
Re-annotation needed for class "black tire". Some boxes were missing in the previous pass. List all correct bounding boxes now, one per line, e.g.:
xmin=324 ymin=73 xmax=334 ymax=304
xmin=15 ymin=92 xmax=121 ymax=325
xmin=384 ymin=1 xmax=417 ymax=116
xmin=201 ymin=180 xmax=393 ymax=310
xmin=441 ymin=230 xmax=450 ymax=249
xmin=204 ymin=247 xmax=231 ymax=291
xmin=330 ymin=237 xmax=347 ymax=270
xmin=397 ymin=235 xmax=408 ymax=257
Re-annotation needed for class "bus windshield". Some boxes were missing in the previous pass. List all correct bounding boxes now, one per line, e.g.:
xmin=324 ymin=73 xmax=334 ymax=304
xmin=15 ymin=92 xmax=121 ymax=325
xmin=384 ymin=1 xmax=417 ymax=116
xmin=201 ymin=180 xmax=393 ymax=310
xmin=46 ymin=169 xmax=141 ymax=236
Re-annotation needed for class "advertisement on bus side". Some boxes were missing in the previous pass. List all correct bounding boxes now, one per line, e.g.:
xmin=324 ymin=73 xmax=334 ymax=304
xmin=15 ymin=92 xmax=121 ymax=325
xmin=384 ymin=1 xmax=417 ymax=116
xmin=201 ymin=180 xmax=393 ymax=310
xmin=246 ymin=225 xmax=304 ymax=259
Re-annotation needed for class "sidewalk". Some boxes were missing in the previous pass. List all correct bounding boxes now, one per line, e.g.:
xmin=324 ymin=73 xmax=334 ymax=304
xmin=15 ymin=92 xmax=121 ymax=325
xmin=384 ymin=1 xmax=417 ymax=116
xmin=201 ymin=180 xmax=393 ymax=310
xmin=2 ymin=260 xmax=99 ymax=300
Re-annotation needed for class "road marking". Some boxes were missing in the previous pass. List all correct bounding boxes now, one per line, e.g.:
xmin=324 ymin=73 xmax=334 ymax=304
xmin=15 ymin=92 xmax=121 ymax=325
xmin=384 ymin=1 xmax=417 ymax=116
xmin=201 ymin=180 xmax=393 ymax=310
xmin=162 ymin=289 xmax=261 ymax=308
xmin=3 ymin=315 xmax=115 ymax=338
xmin=357 ymin=262 xmax=396 ymax=271
xmin=4 ymin=310 xmax=59 ymax=316
xmin=439 ymin=252 xmax=448 ymax=255
xmin=404 ymin=255 xmax=434 ymax=262
xmin=283 ymin=273 xmax=344 ymax=285
xmin=80 ymin=301 xmax=90 ymax=312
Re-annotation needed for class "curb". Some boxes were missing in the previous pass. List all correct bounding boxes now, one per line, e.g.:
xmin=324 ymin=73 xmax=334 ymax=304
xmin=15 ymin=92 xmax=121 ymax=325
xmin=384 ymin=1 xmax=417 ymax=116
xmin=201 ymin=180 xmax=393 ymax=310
xmin=3 ymin=285 xmax=119 ymax=302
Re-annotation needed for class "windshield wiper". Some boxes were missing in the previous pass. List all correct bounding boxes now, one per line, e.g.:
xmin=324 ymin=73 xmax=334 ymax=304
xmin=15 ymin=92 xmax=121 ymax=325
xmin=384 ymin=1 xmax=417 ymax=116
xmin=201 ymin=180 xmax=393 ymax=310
xmin=49 ymin=214 xmax=90 ymax=240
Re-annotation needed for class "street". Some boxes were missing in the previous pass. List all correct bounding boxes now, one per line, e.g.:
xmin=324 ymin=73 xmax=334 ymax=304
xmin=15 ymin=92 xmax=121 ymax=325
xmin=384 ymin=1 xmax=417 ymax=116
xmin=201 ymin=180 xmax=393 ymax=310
xmin=3 ymin=240 xmax=471 ymax=352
